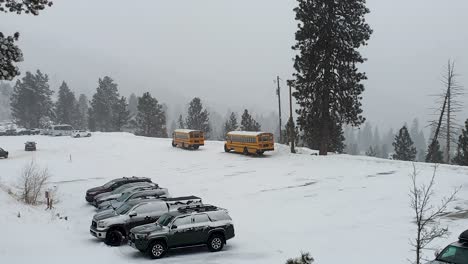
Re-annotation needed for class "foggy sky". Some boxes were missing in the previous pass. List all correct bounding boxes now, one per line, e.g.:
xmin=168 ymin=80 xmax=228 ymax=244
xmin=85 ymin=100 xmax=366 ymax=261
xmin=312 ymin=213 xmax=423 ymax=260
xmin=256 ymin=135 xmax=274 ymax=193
xmin=1 ymin=0 xmax=467 ymax=131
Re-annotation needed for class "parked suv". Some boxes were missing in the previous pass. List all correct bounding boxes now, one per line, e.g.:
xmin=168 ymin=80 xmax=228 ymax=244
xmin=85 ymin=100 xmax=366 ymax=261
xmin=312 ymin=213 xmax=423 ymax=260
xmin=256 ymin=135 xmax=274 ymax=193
xmin=97 ymin=187 xmax=170 ymax=211
xmin=72 ymin=130 xmax=91 ymax=138
xmin=426 ymin=229 xmax=468 ymax=264
xmin=25 ymin=141 xmax=37 ymax=151
xmin=90 ymin=196 xmax=202 ymax=246
xmin=85 ymin=177 xmax=152 ymax=203
xmin=0 ymin=148 xmax=8 ymax=159
xmin=129 ymin=204 xmax=235 ymax=259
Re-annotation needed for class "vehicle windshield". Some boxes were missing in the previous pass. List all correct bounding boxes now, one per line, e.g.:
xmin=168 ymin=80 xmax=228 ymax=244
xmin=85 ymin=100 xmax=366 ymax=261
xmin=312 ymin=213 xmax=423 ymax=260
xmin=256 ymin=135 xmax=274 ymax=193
xmin=436 ymin=245 xmax=468 ymax=264
xmin=156 ymin=214 xmax=175 ymax=226
xmin=102 ymin=180 xmax=116 ymax=188
xmin=117 ymin=191 xmax=133 ymax=202
xmin=115 ymin=203 xmax=133 ymax=215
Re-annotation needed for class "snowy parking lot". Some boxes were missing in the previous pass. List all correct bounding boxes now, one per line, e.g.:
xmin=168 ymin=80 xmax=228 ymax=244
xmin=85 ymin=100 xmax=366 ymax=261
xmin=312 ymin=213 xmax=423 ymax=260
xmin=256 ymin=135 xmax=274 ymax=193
xmin=1 ymin=133 xmax=468 ymax=264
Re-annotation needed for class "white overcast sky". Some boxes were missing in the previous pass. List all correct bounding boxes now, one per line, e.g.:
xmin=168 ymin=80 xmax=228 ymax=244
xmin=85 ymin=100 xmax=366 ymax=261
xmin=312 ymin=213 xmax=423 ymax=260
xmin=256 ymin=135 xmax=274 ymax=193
xmin=1 ymin=0 xmax=467 ymax=131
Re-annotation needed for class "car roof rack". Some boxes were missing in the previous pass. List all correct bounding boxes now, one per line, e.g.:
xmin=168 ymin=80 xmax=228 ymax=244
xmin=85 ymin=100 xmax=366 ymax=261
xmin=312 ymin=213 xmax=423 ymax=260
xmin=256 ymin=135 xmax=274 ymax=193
xmin=459 ymin=229 xmax=468 ymax=243
xmin=177 ymin=204 xmax=219 ymax=213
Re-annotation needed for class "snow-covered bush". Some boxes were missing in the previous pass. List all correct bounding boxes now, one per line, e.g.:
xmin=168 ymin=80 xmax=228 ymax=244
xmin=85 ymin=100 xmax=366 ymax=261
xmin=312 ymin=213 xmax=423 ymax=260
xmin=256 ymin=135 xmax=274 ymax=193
xmin=18 ymin=161 xmax=50 ymax=205
xmin=286 ymin=252 xmax=314 ymax=264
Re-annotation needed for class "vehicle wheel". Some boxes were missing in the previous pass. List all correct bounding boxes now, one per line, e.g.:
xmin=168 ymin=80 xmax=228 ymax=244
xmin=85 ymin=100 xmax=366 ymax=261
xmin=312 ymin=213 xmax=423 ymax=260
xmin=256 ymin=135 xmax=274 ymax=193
xmin=243 ymin=147 xmax=249 ymax=155
xmin=207 ymin=234 xmax=224 ymax=252
xmin=76 ymin=134 xmax=80 ymax=138
xmin=182 ymin=143 xmax=185 ymax=149
xmin=224 ymin=144 xmax=230 ymax=153
xmin=171 ymin=141 xmax=176 ymax=147
xmin=105 ymin=229 xmax=124 ymax=246
xmin=147 ymin=240 xmax=167 ymax=259
xmin=193 ymin=145 xmax=199 ymax=150
xmin=4 ymin=154 xmax=7 ymax=159
xmin=87 ymin=134 xmax=91 ymax=137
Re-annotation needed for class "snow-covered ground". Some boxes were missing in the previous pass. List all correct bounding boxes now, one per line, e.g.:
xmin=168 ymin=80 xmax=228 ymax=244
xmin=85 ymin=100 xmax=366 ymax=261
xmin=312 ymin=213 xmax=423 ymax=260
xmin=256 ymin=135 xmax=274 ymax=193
xmin=0 ymin=133 xmax=467 ymax=264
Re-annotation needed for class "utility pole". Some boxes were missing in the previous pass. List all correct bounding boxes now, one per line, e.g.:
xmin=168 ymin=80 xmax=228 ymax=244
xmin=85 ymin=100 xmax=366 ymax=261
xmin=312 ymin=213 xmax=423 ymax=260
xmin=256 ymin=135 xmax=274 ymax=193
xmin=288 ymin=82 xmax=296 ymax=153
xmin=276 ymin=76 xmax=282 ymax=143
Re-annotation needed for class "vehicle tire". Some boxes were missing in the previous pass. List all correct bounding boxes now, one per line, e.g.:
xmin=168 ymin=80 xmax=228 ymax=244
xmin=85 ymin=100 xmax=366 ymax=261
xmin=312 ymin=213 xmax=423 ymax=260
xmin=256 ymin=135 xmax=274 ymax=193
xmin=193 ymin=145 xmax=199 ymax=150
xmin=224 ymin=144 xmax=230 ymax=153
xmin=243 ymin=147 xmax=249 ymax=155
xmin=4 ymin=154 xmax=7 ymax=159
xmin=171 ymin=141 xmax=176 ymax=147
xmin=147 ymin=240 xmax=167 ymax=259
xmin=105 ymin=229 xmax=124 ymax=246
xmin=207 ymin=234 xmax=224 ymax=252
xmin=76 ymin=134 xmax=80 ymax=138
xmin=182 ymin=143 xmax=185 ymax=149
xmin=87 ymin=134 xmax=91 ymax=137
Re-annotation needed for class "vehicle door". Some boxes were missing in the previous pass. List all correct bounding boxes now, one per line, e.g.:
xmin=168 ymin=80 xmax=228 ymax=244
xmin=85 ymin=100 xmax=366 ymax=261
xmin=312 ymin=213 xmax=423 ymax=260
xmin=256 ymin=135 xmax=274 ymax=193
xmin=126 ymin=203 xmax=159 ymax=231
xmin=167 ymin=215 xmax=194 ymax=247
xmin=191 ymin=213 xmax=211 ymax=244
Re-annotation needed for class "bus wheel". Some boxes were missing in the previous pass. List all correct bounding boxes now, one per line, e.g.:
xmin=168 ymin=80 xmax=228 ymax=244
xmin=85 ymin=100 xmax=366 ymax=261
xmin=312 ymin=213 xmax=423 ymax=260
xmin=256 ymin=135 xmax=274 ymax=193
xmin=182 ymin=143 xmax=185 ymax=149
xmin=243 ymin=147 xmax=249 ymax=155
xmin=224 ymin=144 xmax=230 ymax=153
xmin=171 ymin=141 xmax=176 ymax=147
xmin=193 ymin=145 xmax=199 ymax=150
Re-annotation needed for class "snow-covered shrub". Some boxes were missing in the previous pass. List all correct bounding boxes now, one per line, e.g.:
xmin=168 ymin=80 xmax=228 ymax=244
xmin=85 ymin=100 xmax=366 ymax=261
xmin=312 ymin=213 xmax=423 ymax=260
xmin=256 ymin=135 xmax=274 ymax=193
xmin=286 ymin=252 xmax=314 ymax=264
xmin=18 ymin=161 xmax=50 ymax=205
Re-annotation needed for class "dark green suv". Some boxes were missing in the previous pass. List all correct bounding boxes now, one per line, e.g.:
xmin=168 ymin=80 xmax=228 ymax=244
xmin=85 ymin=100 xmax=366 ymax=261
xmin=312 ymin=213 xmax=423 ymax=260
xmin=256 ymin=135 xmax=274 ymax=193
xmin=128 ymin=204 xmax=235 ymax=259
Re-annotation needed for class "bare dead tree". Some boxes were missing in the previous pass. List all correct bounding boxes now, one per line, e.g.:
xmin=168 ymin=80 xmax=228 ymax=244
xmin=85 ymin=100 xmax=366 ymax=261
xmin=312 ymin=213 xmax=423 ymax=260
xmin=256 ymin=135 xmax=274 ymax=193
xmin=427 ymin=61 xmax=464 ymax=163
xmin=18 ymin=160 xmax=50 ymax=205
xmin=409 ymin=164 xmax=460 ymax=264
xmin=286 ymin=252 xmax=314 ymax=264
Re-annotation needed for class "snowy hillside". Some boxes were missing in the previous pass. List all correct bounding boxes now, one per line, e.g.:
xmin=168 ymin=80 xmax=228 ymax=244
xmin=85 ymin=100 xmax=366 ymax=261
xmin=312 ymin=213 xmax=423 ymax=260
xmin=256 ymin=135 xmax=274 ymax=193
xmin=0 ymin=133 xmax=467 ymax=264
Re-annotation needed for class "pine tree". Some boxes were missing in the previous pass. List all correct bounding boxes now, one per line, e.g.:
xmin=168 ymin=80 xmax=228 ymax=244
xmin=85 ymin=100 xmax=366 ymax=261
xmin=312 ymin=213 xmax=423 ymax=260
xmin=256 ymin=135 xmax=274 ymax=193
xmin=136 ymin=92 xmax=167 ymax=138
xmin=303 ymin=119 xmax=345 ymax=153
xmin=0 ymin=82 xmax=13 ymax=120
xmin=10 ymin=70 xmax=54 ymax=128
xmin=55 ymin=81 xmax=77 ymax=125
xmin=223 ymin=112 xmax=238 ymax=136
xmin=453 ymin=119 xmax=468 ymax=166
xmin=128 ymin=93 xmax=138 ymax=117
xmin=240 ymin=109 xmax=261 ymax=131
xmin=392 ymin=126 xmax=417 ymax=161
xmin=88 ymin=76 xmax=120 ymax=131
xmin=291 ymin=0 xmax=372 ymax=155
xmin=77 ymin=94 xmax=89 ymax=129
xmin=0 ymin=1 xmax=53 ymax=80
xmin=185 ymin=97 xmax=210 ymax=134
xmin=366 ymin=146 xmax=378 ymax=157
xmin=113 ymin=96 xmax=130 ymax=131
xmin=177 ymin=114 xmax=185 ymax=129
xmin=426 ymin=140 xmax=444 ymax=163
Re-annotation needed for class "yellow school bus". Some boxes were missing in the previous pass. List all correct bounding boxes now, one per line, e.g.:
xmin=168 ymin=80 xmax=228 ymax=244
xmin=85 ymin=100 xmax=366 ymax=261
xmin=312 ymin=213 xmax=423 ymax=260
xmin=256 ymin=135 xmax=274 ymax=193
xmin=224 ymin=131 xmax=274 ymax=155
xmin=172 ymin=129 xmax=205 ymax=150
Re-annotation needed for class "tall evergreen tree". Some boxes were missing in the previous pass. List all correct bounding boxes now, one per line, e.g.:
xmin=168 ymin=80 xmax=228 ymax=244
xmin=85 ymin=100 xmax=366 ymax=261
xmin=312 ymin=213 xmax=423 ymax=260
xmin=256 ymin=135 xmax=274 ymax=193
xmin=223 ymin=112 xmax=238 ymax=135
xmin=453 ymin=119 xmax=468 ymax=166
xmin=291 ymin=0 xmax=372 ymax=155
xmin=88 ymin=76 xmax=120 ymax=131
xmin=392 ymin=126 xmax=417 ymax=161
xmin=303 ymin=119 xmax=345 ymax=153
xmin=10 ymin=70 xmax=54 ymax=128
xmin=113 ymin=96 xmax=130 ymax=131
xmin=77 ymin=94 xmax=89 ymax=129
xmin=177 ymin=114 xmax=185 ymax=129
xmin=240 ymin=109 xmax=261 ymax=131
xmin=185 ymin=97 xmax=210 ymax=134
xmin=55 ymin=81 xmax=77 ymax=125
xmin=128 ymin=93 xmax=138 ymax=117
xmin=136 ymin=92 xmax=167 ymax=138
xmin=0 ymin=1 xmax=53 ymax=81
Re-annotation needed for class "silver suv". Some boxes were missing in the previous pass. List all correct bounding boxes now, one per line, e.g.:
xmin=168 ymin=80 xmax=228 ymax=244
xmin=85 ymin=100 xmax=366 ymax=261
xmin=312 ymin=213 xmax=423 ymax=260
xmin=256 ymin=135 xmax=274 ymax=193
xmin=94 ymin=182 xmax=158 ymax=207
xmin=97 ymin=188 xmax=170 ymax=211
xmin=90 ymin=196 xmax=202 ymax=246
xmin=426 ymin=230 xmax=468 ymax=264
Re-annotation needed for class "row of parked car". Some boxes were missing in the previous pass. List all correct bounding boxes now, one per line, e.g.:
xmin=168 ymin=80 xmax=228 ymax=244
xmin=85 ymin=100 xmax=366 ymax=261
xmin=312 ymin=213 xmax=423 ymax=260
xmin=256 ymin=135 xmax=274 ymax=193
xmin=85 ymin=177 xmax=235 ymax=259
xmin=0 ymin=128 xmax=41 ymax=136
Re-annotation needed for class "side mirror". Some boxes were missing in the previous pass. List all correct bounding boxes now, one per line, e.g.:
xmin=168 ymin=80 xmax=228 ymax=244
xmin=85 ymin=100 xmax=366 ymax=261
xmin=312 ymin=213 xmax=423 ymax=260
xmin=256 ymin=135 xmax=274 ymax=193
xmin=434 ymin=250 xmax=440 ymax=258
xmin=171 ymin=225 xmax=177 ymax=230
xmin=129 ymin=212 xmax=137 ymax=218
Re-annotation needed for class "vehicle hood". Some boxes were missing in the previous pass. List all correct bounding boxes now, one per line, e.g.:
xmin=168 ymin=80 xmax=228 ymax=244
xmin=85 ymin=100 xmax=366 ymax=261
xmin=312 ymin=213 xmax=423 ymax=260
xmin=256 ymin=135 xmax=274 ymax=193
xmin=94 ymin=191 xmax=112 ymax=200
xmin=93 ymin=210 xmax=117 ymax=221
xmin=131 ymin=223 xmax=167 ymax=234
xmin=87 ymin=186 xmax=105 ymax=194
xmin=96 ymin=193 xmax=119 ymax=203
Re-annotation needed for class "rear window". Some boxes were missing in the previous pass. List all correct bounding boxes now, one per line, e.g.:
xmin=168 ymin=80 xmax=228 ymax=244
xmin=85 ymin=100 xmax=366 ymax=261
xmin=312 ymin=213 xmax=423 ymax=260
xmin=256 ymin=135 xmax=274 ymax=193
xmin=208 ymin=211 xmax=232 ymax=221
